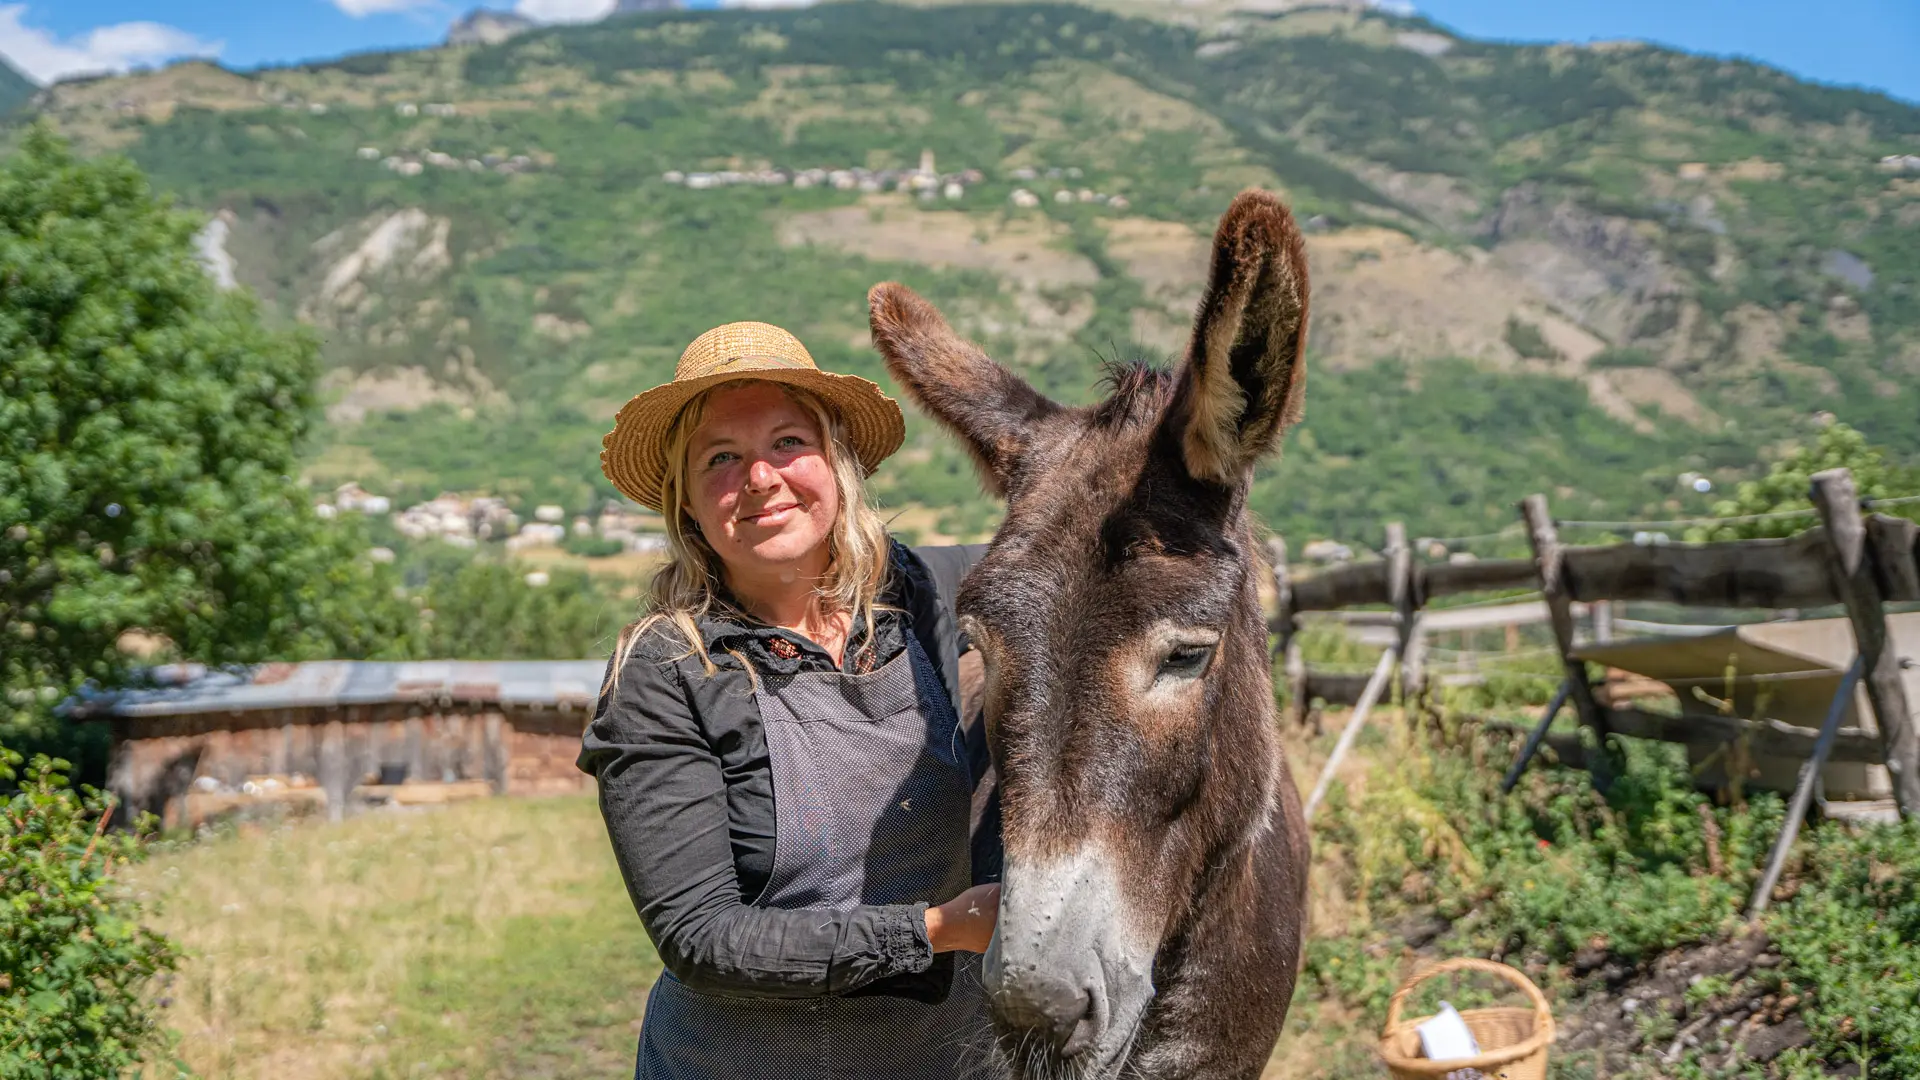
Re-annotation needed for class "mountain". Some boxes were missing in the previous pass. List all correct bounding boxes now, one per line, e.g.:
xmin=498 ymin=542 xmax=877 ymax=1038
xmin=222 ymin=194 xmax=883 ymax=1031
xmin=446 ymin=9 xmax=537 ymax=46
xmin=0 ymin=55 xmax=35 ymax=119
xmin=16 ymin=3 xmax=1920 ymax=545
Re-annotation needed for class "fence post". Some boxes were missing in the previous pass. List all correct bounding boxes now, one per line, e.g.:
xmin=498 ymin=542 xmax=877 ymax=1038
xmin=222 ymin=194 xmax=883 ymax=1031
xmin=1268 ymin=538 xmax=1309 ymax=729
xmin=1810 ymin=469 xmax=1920 ymax=819
xmin=1592 ymin=600 xmax=1615 ymax=643
xmin=319 ymin=717 xmax=349 ymax=823
xmin=1384 ymin=522 xmax=1426 ymax=718
xmin=1520 ymin=494 xmax=1616 ymax=791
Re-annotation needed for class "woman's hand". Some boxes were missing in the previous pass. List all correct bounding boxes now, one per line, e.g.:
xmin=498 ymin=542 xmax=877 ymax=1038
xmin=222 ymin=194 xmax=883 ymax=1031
xmin=924 ymin=883 xmax=1000 ymax=954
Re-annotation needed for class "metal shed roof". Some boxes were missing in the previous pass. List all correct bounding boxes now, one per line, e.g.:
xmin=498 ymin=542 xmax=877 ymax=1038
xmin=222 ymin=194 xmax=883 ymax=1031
xmin=65 ymin=660 xmax=608 ymax=719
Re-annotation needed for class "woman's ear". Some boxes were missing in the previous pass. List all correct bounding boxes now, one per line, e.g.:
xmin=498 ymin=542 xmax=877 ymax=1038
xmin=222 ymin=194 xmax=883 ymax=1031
xmin=868 ymin=282 xmax=1060 ymax=498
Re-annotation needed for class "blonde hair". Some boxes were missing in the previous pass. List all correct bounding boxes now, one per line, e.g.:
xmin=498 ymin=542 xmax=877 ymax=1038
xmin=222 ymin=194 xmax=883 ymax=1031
xmin=608 ymin=380 xmax=892 ymax=683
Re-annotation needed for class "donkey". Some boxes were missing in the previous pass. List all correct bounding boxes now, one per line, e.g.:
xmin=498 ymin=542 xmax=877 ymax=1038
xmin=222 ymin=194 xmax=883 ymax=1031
xmin=868 ymin=189 xmax=1313 ymax=1080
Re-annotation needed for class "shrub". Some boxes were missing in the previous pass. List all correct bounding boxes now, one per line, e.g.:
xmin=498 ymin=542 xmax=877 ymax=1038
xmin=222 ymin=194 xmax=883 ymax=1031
xmin=562 ymin=534 xmax=626 ymax=558
xmin=1768 ymin=821 xmax=1920 ymax=1076
xmin=1686 ymin=421 xmax=1920 ymax=541
xmin=0 ymin=748 xmax=181 ymax=1079
xmin=418 ymin=560 xmax=629 ymax=659
xmin=1503 ymin=317 xmax=1561 ymax=361
xmin=1306 ymin=729 xmax=1777 ymax=1013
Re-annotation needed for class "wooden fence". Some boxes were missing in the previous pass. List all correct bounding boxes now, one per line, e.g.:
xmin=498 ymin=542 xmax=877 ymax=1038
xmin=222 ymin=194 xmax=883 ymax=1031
xmin=1271 ymin=468 xmax=1920 ymax=822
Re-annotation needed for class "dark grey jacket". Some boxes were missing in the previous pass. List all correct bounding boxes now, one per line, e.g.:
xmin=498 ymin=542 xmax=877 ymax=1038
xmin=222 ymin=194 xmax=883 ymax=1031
xmin=578 ymin=541 xmax=993 ymax=1000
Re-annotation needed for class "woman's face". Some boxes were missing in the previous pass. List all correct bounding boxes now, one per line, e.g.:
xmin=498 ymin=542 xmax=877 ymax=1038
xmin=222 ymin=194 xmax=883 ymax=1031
xmin=683 ymin=382 xmax=841 ymax=583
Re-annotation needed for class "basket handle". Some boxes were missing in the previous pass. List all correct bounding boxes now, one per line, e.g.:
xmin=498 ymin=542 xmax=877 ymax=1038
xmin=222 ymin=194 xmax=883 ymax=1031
xmin=1383 ymin=957 xmax=1553 ymax=1033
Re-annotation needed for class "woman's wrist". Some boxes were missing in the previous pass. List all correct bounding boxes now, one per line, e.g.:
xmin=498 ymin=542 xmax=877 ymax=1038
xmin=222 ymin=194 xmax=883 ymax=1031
xmin=922 ymin=902 xmax=947 ymax=952
xmin=924 ymin=883 xmax=1001 ymax=954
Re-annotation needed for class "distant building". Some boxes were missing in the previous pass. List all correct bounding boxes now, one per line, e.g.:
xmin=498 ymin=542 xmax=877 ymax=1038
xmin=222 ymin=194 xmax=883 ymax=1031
xmin=394 ymin=493 xmax=515 ymax=543
xmin=1301 ymin=539 xmax=1355 ymax=564
xmin=507 ymin=522 xmax=568 ymax=552
xmin=66 ymin=660 xmax=605 ymax=828
xmin=334 ymin=483 xmax=392 ymax=516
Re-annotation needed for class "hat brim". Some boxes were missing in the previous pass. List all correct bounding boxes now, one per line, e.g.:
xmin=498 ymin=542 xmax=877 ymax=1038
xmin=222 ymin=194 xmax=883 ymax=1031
xmin=601 ymin=367 xmax=907 ymax=512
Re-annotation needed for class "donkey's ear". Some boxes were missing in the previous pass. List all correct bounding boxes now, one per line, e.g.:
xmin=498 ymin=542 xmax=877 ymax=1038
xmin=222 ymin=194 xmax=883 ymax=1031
xmin=869 ymin=282 xmax=1060 ymax=497
xmin=1168 ymin=189 xmax=1310 ymax=485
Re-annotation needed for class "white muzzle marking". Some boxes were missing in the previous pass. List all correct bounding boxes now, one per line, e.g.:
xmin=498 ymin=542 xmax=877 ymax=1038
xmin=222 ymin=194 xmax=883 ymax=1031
xmin=984 ymin=845 xmax=1157 ymax=1071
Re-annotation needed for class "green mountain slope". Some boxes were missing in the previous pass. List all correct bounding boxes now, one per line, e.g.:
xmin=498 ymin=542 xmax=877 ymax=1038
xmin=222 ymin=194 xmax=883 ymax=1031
xmin=0 ymin=56 xmax=34 ymax=118
xmin=21 ymin=3 xmax=1920 ymax=544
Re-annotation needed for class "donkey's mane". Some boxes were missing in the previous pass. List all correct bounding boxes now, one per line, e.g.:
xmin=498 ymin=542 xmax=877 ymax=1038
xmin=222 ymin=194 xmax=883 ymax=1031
xmin=1090 ymin=360 xmax=1175 ymax=430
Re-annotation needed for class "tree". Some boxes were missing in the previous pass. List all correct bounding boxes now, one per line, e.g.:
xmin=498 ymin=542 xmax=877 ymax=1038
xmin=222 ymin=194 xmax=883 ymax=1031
xmin=0 ymin=748 xmax=180 ymax=1079
xmin=1687 ymin=421 xmax=1920 ymax=541
xmin=0 ymin=128 xmax=416 ymax=777
xmin=418 ymin=560 xmax=629 ymax=660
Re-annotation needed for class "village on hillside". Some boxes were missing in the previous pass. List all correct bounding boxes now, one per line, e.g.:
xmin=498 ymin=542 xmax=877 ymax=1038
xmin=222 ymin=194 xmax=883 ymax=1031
xmin=316 ymin=482 xmax=668 ymax=572
xmin=659 ymin=148 xmax=1132 ymax=210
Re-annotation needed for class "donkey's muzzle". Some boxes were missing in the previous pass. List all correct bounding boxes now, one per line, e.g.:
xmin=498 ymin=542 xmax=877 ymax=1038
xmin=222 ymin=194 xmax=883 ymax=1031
xmin=987 ymin=964 xmax=1104 ymax=1057
xmin=983 ymin=845 xmax=1157 ymax=1068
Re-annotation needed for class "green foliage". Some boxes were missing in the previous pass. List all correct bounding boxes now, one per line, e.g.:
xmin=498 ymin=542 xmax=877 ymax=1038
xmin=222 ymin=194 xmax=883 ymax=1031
xmin=1686 ymin=421 xmax=1920 ymax=540
xmin=417 ymin=560 xmax=630 ymax=660
xmin=1767 ymin=821 xmax=1920 ymax=1076
xmin=1502 ymin=317 xmax=1560 ymax=361
xmin=561 ymin=534 xmax=624 ymax=558
xmin=37 ymin=3 xmax=1908 ymax=539
xmin=1311 ymin=733 xmax=1774 ymax=1002
xmin=1587 ymin=346 xmax=1660 ymax=370
xmin=1254 ymin=358 xmax=1748 ymax=543
xmin=1304 ymin=717 xmax=1920 ymax=1076
xmin=0 ymin=748 xmax=181 ymax=1079
xmin=0 ymin=128 xmax=419 ymax=776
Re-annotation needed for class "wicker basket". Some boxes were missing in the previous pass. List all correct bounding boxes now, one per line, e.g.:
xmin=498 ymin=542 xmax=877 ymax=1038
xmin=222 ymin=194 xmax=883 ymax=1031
xmin=1378 ymin=958 xmax=1554 ymax=1080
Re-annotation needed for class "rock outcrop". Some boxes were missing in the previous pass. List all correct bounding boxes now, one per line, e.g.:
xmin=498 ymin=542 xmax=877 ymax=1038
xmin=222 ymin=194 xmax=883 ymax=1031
xmin=446 ymin=9 xmax=535 ymax=46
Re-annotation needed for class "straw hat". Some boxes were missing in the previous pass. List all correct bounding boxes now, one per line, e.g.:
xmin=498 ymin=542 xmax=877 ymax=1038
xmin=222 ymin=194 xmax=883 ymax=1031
xmin=600 ymin=321 xmax=906 ymax=512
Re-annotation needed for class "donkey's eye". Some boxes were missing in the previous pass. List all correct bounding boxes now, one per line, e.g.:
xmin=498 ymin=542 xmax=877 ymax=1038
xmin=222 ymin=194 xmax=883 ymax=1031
xmin=1156 ymin=643 xmax=1215 ymax=681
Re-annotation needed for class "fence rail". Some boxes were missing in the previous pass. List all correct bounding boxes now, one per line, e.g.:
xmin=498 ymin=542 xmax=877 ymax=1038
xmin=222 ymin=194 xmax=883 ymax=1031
xmin=1270 ymin=468 xmax=1920 ymax=822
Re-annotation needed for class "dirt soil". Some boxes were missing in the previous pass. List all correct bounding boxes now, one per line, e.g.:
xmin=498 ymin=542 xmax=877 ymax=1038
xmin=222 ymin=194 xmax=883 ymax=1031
xmin=1554 ymin=930 xmax=1827 ymax=1077
xmin=777 ymin=195 xmax=1099 ymax=289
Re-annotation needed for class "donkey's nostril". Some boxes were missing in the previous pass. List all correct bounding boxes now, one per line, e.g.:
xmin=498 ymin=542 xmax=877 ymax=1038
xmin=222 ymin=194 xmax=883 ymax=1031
xmin=1061 ymin=1011 xmax=1099 ymax=1059
xmin=994 ymin=970 xmax=1098 ymax=1056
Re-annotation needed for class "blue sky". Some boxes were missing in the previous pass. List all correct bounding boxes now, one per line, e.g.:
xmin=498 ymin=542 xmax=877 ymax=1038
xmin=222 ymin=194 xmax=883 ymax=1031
xmin=2 ymin=0 xmax=1916 ymax=106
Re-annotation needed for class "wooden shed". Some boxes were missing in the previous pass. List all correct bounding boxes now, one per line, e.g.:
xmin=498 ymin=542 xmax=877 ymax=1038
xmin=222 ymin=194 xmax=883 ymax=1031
xmin=68 ymin=660 xmax=605 ymax=827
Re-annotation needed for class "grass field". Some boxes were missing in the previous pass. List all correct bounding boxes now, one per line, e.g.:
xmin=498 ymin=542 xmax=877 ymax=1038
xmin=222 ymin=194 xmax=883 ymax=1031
xmin=129 ymin=797 xmax=660 ymax=1080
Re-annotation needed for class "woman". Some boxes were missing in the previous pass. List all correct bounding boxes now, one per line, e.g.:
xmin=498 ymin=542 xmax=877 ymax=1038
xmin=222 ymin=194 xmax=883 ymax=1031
xmin=578 ymin=321 xmax=1002 ymax=1080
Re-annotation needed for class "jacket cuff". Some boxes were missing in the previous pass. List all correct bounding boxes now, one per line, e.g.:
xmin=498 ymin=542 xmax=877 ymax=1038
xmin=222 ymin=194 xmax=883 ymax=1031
xmin=881 ymin=903 xmax=936 ymax=975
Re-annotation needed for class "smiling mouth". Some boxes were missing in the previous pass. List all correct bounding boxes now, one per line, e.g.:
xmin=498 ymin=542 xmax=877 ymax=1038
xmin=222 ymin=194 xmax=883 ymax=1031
xmin=740 ymin=503 xmax=800 ymax=525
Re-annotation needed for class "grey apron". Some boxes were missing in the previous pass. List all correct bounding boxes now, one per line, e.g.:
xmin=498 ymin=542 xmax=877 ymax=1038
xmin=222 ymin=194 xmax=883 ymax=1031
xmin=635 ymin=631 xmax=995 ymax=1080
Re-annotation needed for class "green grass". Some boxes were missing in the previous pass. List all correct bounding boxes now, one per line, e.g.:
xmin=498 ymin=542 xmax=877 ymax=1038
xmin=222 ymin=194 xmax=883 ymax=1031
xmin=129 ymin=796 xmax=659 ymax=1080
xmin=1293 ymin=691 xmax=1920 ymax=1079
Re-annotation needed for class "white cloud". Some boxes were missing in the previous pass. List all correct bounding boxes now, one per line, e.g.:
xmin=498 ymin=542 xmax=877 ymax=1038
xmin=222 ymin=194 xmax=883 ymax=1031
xmin=329 ymin=0 xmax=442 ymax=16
xmin=515 ymin=0 xmax=615 ymax=23
xmin=0 ymin=5 xmax=221 ymax=84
